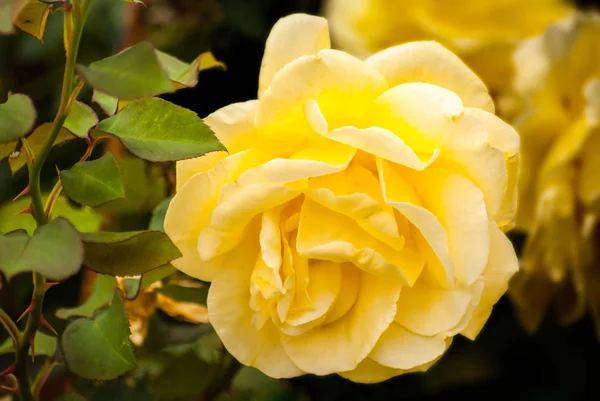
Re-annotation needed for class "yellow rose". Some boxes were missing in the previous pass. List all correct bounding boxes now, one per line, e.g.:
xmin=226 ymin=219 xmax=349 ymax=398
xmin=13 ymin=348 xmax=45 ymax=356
xmin=164 ymin=13 xmax=519 ymax=383
xmin=325 ymin=0 xmax=571 ymax=95
xmin=509 ymin=13 xmax=600 ymax=335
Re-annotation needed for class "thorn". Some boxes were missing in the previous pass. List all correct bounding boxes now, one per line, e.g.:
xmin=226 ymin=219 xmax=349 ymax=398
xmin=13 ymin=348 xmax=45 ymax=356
xmin=29 ymin=335 xmax=35 ymax=362
xmin=0 ymin=364 xmax=14 ymax=377
xmin=17 ymin=301 xmax=35 ymax=322
xmin=44 ymin=282 xmax=59 ymax=291
xmin=13 ymin=185 xmax=31 ymax=201
xmin=0 ymin=385 xmax=18 ymax=394
xmin=15 ymin=204 xmax=32 ymax=215
xmin=39 ymin=315 xmax=57 ymax=335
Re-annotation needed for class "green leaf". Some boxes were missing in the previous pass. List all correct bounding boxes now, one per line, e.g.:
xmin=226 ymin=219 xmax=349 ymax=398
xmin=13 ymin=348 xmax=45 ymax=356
xmin=56 ymin=275 xmax=117 ymax=319
xmin=155 ymin=51 xmax=224 ymax=89
xmin=92 ymin=90 xmax=118 ymax=116
xmin=0 ymin=93 xmax=36 ymax=143
xmin=123 ymin=264 xmax=175 ymax=300
xmin=0 ymin=218 xmax=83 ymax=281
xmin=0 ymin=141 xmax=17 ymax=160
xmin=95 ymin=97 xmax=225 ymax=162
xmin=64 ymin=101 xmax=98 ymax=138
xmin=98 ymin=154 xmax=167 ymax=216
xmin=9 ymin=123 xmax=76 ymax=173
xmin=0 ymin=2 xmax=12 ymax=34
xmin=62 ymin=291 xmax=137 ymax=380
xmin=76 ymin=42 xmax=174 ymax=100
xmin=156 ymin=283 xmax=208 ymax=305
xmin=81 ymin=230 xmax=182 ymax=276
xmin=0 ymin=331 xmax=57 ymax=357
xmin=14 ymin=1 xmax=51 ymax=41
xmin=61 ymin=153 xmax=125 ymax=206
xmin=0 ymin=196 xmax=102 ymax=236
xmin=0 ymin=229 xmax=30 ymax=275
xmin=149 ymin=196 xmax=172 ymax=232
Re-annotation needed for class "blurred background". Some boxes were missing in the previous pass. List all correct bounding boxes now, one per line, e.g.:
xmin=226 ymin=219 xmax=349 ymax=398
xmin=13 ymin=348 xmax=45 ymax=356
xmin=2 ymin=0 xmax=600 ymax=400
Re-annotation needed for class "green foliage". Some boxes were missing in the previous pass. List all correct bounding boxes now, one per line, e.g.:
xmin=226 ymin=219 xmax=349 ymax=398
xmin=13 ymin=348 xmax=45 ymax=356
xmin=8 ymin=122 xmax=76 ymax=173
xmin=81 ymin=230 xmax=181 ymax=276
xmin=0 ymin=331 xmax=57 ymax=357
xmin=156 ymin=50 xmax=225 ymax=89
xmin=0 ymin=196 xmax=102 ymax=235
xmin=156 ymin=283 xmax=209 ymax=305
xmin=13 ymin=0 xmax=52 ymax=40
xmin=95 ymin=97 xmax=225 ymax=162
xmin=122 ymin=264 xmax=176 ymax=300
xmin=61 ymin=153 xmax=125 ymax=206
xmin=0 ymin=217 xmax=83 ymax=280
xmin=0 ymin=93 xmax=36 ymax=143
xmin=56 ymin=274 xmax=117 ymax=319
xmin=76 ymin=42 xmax=174 ymax=100
xmin=149 ymin=196 xmax=172 ymax=232
xmin=98 ymin=154 xmax=167 ymax=216
xmin=92 ymin=89 xmax=118 ymax=116
xmin=64 ymin=100 xmax=99 ymax=138
xmin=62 ymin=291 xmax=137 ymax=380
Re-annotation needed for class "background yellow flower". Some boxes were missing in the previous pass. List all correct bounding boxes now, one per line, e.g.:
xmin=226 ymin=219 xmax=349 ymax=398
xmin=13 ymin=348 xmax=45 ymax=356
xmin=509 ymin=12 xmax=600 ymax=336
xmin=325 ymin=0 xmax=571 ymax=97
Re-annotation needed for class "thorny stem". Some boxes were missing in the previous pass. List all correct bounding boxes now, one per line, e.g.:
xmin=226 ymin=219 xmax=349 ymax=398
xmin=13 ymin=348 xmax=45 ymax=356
xmin=13 ymin=1 xmax=93 ymax=400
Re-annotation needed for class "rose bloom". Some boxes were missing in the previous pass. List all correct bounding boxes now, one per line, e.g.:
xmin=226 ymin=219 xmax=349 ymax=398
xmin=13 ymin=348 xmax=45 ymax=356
xmin=165 ymin=13 xmax=519 ymax=382
xmin=509 ymin=13 xmax=600 ymax=336
xmin=325 ymin=0 xmax=570 ymax=96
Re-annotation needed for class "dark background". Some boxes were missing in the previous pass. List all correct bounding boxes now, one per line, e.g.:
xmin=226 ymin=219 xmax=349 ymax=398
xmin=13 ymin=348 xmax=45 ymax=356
xmin=2 ymin=0 xmax=600 ymax=400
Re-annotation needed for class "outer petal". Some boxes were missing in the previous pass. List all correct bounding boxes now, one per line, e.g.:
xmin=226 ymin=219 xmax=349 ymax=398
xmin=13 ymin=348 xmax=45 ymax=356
xmin=394 ymin=279 xmax=472 ymax=336
xmin=376 ymin=83 xmax=488 ymax=152
xmin=440 ymin=143 xmax=507 ymax=219
xmin=258 ymin=14 xmax=330 ymax=97
xmin=377 ymin=158 xmax=455 ymax=288
xmin=296 ymin=199 xmax=424 ymax=285
xmin=165 ymin=149 xmax=272 ymax=281
xmin=366 ymin=41 xmax=494 ymax=113
xmin=464 ymin=107 xmax=519 ymax=154
xmin=281 ymin=270 xmax=402 ymax=375
xmin=461 ymin=223 xmax=519 ymax=339
xmin=407 ymin=168 xmax=490 ymax=285
xmin=256 ymin=49 xmax=388 ymax=128
xmin=176 ymin=101 xmax=257 ymax=190
xmin=208 ymin=231 xmax=303 ymax=378
xmin=339 ymin=355 xmax=440 ymax=384
xmin=464 ymin=107 xmax=520 ymax=229
xmin=369 ymin=323 xmax=447 ymax=370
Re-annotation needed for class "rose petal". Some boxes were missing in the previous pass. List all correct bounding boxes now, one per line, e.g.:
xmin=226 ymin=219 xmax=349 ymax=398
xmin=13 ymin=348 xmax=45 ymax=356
xmin=208 ymin=230 xmax=304 ymax=378
xmin=281 ymin=270 xmax=401 ymax=375
xmin=165 ymin=149 xmax=272 ymax=281
xmin=461 ymin=223 xmax=519 ymax=339
xmin=370 ymin=323 xmax=448 ymax=370
xmin=259 ymin=14 xmax=331 ymax=97
xmin=297 ymin=198 xmax=424 ymax=285
xmin=366 ymin=41 xmax=494 ymax=113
